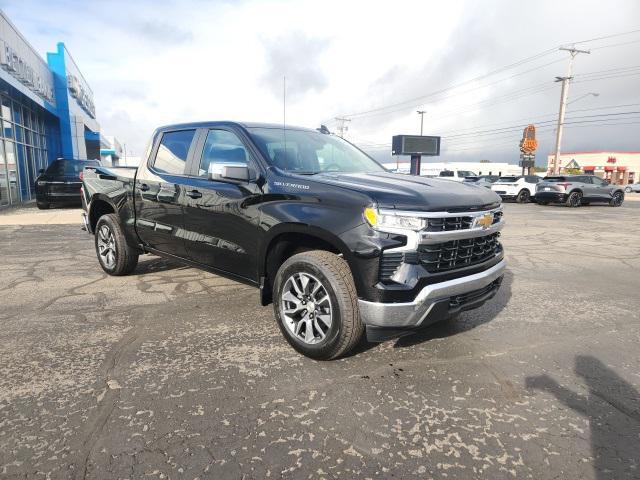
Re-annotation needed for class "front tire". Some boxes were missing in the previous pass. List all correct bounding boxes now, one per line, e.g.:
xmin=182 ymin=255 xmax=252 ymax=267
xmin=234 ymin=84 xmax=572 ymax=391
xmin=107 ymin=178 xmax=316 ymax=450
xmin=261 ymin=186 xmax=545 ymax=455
xmin=94 ymin=214 xmax=139 ymax=275
xmin=516 ymin=189 xmax=530 ymax=204
xmin=273 ymin=250 xmax=364 ymax=360
xmin=37 ymin=201 xmax=50 ymax=210
xmin=566 ymin=191 xmax=582 ymax=207
xmin=609 ymin=191 xmax=624 ymax=207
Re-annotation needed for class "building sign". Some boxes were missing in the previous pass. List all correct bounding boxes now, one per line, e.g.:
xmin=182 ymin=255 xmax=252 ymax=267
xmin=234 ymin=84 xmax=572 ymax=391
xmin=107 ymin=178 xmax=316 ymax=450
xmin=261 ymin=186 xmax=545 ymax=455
xmin=519 ymin=124 xmax=538 ymax=154
xmin=0 ymin=40 xmax=54 ymax=103
xmin=607 ymin=156 xmax=616 ymax=164
xmin=67 ymin=74 xmax=95 ymax=118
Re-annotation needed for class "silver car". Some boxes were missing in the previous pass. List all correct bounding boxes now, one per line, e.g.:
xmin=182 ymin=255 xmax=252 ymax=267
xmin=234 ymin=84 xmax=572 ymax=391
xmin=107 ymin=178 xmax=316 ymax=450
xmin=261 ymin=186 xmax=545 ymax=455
xmin=624 ymin=183 xmax=640 ymax=193
xmin=536 ymin=175 xmax=625 ymax=207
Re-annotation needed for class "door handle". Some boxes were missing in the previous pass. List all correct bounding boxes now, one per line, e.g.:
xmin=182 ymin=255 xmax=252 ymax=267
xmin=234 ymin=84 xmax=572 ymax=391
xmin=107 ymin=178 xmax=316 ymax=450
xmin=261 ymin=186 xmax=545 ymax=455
xmin=186 ymin=189 xmax=202 ymax=199
xmin=138 ymin=183 xmax=150 ymax=191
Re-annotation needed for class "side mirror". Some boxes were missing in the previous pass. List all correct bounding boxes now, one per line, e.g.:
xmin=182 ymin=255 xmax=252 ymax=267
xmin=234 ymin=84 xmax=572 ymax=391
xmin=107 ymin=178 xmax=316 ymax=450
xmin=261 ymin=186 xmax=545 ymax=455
xmin=208 ymin=162 xmax=249 ymax=183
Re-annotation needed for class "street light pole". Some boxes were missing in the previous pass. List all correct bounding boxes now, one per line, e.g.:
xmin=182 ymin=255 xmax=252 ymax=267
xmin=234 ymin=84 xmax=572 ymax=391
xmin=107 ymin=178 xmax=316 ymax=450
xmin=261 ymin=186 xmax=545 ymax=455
xmin=551 ymin=47 xmax=590 ymax=175
xmin=417 ymin=110 xmax=426 ymax=135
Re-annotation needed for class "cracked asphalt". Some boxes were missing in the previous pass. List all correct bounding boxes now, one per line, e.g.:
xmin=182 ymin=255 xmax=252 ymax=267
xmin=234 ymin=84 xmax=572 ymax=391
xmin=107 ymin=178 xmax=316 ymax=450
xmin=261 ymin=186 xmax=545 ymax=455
xmin=1 ymin=201 xmax=639 ymax=479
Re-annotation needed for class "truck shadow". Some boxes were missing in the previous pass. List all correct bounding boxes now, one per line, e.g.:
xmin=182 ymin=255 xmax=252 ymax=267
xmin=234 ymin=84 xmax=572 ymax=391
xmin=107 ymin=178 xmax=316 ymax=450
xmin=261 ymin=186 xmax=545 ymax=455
xmin=525 ymin=356 xmax=640 ymax=479
xmin=133 ymin=256 xmax=191 ymax=275
xmin=392 ymin=269 xmax=513 ymax=349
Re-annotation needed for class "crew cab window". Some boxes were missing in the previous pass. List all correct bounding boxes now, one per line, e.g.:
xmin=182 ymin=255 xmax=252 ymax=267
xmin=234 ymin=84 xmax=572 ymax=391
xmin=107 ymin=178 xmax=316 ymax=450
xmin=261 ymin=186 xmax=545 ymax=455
xmin=153 ymin=129 xmax=195 ymax=174
xmin=439 ymin=170 xmax=454 ymax=177
xmin=198 ymin=130 xmax=249 ymax=177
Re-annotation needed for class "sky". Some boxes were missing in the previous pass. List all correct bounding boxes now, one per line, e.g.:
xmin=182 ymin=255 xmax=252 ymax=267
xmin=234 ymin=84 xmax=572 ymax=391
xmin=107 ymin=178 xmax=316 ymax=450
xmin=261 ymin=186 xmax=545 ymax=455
xmin=2 ymin=0 xmax=639 ymax=166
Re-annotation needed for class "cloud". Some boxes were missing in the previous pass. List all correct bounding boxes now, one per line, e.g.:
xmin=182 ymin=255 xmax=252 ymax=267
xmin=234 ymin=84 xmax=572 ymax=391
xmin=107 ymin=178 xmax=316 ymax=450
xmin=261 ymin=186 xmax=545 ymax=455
xmin=134 ymin=20 xmax=194 ymax=46
xmin=261 ymin=32 xmax=329 ymax=100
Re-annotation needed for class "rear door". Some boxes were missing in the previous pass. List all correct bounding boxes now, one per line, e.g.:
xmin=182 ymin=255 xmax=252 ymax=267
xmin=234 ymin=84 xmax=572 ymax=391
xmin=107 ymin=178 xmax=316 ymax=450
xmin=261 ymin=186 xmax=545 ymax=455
xmin=590 ymin=176 xmax=612 ymax=200
xmin=181 ymin=127 xmax=263 ymax=281
xmin=134 ymin=128 xmax=197 ymax=257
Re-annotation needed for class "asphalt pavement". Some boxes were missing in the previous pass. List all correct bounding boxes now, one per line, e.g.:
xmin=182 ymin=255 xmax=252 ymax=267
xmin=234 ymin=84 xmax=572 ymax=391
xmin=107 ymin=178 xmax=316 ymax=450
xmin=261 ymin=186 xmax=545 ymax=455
xmin=1 ymin=201 xmax=639 ymax=479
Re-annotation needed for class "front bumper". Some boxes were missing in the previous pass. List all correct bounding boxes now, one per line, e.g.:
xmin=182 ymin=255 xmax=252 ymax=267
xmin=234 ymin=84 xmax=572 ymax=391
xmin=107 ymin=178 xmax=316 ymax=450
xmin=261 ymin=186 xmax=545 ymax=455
xmin=358 ymin=259 xmax=506 ymax=332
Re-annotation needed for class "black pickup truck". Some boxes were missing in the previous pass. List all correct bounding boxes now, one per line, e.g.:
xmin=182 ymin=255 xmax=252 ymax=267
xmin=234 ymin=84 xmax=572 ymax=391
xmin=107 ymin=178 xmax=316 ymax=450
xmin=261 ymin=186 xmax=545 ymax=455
xmin=82 ymin=122 xmax=506 ymax=359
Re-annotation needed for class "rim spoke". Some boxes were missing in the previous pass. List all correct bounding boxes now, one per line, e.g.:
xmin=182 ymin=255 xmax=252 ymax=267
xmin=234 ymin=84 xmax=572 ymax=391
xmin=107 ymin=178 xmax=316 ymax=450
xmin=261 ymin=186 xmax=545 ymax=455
xmin=291 ymin=275 xmax=304 ymax=297
xmin=299 ymin=274 xmax=310 ymax=294
xmin=304 ymin=319 xmax=315 ymax=343
xmin=315 ymin=294 xmax=329 ymax=305
xmin=316 ymin=313 xmax=331 ymax=329
xmin=283 ymin=291 xmax=301 ymax=306
xmin=313 ymin=318 xmax=326 ymax=339
xmin=294 ymin=315 xmax=305 ymax=336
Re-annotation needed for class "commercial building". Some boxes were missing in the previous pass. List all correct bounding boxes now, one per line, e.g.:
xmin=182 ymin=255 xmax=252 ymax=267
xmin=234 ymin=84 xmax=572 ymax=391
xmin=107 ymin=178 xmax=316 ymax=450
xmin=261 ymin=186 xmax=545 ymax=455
xmin=384 ymin=160 xmax=523 ymax=177
xmin=0 ymin=10 xmax=99 ymax=207
xmin=546 ymin=152 xmax=640 ymax=185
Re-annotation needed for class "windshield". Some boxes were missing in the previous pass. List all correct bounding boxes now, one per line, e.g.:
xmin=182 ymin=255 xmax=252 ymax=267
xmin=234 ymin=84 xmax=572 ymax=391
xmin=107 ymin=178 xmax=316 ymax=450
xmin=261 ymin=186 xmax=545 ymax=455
xmin=46 ymin=160 xmax=100 ymax=176
xmin=457 ymin=170 xmax=476 ymax=177
xmin=248 ymin=128 xmax=385 ymax=174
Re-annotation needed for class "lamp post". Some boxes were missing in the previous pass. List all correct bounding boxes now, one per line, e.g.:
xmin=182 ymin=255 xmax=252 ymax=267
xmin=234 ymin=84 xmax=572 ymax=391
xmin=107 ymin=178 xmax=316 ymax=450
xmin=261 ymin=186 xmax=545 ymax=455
xmin=417 ymin=110 xmax=426 ymax=136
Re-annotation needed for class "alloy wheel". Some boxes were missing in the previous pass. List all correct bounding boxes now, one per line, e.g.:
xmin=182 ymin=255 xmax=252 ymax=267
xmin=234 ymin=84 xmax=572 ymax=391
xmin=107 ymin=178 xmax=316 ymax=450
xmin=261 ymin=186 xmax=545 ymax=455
xmin=612 ymin=192 xmax=624 ymax=206
xmin=281 ymin=272 xmax=333 ymax=345
xmin=569 ymin=192 xmax=582 ymax=207
xmin=97 ymin=225 xmax=117 ymax=269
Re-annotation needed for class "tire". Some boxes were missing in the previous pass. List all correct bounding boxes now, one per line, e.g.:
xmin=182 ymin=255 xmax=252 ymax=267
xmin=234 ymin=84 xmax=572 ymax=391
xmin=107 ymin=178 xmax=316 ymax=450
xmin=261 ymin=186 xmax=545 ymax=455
xmin=609 ymin=191 xmax=624 ymax=207
xmin=536 ymin=200 xmax=549 ymax=205
xmin=566 ymin=191 xmax=582 ymax=207
xmin=273 ymin=250 xmax=364 ymax=360
xmin=94 ymin=213 xmax=139 ymax=275
xmin=515 ymin=189 xmax=530 ymax=204
xmin=37 ymin=201 xmax=50 ymax=210
xmin=625 ymin=186 xmax=632 ymax=193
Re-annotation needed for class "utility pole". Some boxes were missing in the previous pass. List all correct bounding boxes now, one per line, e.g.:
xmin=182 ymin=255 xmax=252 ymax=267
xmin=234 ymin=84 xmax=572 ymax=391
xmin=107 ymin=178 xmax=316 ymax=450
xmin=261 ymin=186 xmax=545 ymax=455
xmin=551 ymin=46 xmax=590 ymax=175
xmin=335 ymin=117 xmax=351 ymax=138
xmin=417 ymin=110 xmax=426 ymax=135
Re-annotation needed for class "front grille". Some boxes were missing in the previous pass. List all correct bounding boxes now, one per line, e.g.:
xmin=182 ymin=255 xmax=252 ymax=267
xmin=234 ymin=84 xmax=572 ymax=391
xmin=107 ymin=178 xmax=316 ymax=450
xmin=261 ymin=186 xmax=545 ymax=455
xmin=425 ymin=210 xmax=503 ymax=232
xmin=378 ymin=233 xmax=502 ymax=281
xmin=418 ymin=233 xmax=501 ymax=273
xmin=449 ymin=278 xmax=502 ymax=309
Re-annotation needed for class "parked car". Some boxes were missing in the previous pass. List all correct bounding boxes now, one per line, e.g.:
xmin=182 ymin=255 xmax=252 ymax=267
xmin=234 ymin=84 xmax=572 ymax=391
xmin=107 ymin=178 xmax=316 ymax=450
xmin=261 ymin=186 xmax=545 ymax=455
xmin=81 ymin=121 xmax=507 ymax=360
xmin=624 ymin=183 xmax=640 ymax=193
xmin=35 ymin=158 xmax=101 ymax=209
xmin=536 ymin=175 xmax=625 ymax=207
xmin=463 ymin=175 xmax=499 ymax=189
xmin=491 ymin=175 xmax=540 ymax=203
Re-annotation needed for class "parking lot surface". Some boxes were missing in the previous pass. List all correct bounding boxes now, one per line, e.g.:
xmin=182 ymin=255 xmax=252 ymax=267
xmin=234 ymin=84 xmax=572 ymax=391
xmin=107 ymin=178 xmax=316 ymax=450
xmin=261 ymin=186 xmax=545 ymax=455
xmin=1 ymin=202 xmax=639 ymax=479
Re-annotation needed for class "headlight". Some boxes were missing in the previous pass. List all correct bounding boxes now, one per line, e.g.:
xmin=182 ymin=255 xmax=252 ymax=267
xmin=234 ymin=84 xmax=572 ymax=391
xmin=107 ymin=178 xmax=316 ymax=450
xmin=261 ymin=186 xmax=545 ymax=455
xmin=364 ymin=207 xmax=426 ymax=231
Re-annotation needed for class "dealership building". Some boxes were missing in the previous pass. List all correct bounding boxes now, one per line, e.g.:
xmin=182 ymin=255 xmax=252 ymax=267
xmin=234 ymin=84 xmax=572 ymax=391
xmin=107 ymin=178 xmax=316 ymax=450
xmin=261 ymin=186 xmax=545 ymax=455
xmin=0 ymin=10 xmax=99 ymax=207
xmin=547 ymin=152 xmax=640 ymax=185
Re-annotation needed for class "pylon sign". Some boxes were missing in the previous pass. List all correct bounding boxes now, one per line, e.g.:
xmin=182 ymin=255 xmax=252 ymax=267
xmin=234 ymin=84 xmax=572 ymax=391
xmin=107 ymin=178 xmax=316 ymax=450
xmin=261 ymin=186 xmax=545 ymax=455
xmin=519 ymin=125 xmax=538 ymax=154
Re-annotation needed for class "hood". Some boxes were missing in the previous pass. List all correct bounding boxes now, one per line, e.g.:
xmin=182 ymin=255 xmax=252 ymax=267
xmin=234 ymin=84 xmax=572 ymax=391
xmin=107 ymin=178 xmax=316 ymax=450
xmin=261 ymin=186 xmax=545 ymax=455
xmin=303 ymin=171 xmax=501 ymax=211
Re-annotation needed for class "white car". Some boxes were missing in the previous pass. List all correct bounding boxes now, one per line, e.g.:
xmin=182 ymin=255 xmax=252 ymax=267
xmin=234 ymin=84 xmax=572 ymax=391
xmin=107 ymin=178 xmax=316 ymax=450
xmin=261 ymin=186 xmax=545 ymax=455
xmin=424 ymin=168 xmax=478 ymax=182
xmin=491 ymin=175 xmax=540 ymax=203
xmin=624 ymin=183 xmax=640 ymax=193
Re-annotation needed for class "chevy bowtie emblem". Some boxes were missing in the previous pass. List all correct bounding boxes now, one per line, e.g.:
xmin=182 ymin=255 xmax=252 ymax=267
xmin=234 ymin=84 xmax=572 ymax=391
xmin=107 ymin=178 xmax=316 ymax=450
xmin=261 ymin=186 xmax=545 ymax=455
xmin=475 ymin=213 xmax=494 ymax=229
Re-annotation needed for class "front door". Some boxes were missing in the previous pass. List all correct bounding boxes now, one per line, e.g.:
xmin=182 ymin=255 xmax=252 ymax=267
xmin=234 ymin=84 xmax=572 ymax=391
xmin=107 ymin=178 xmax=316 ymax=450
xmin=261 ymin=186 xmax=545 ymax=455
xmin=134 ymin=128 xmax=197 ymax=257
xmin=182 ymin=128 xmax=262 ymax=281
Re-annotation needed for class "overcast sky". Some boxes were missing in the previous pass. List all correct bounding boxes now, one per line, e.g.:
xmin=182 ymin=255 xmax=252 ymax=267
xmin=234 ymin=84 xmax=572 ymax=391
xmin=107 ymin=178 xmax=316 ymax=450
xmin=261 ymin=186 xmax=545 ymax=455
xmin=3 ymin=0 xmax=639 ymax=165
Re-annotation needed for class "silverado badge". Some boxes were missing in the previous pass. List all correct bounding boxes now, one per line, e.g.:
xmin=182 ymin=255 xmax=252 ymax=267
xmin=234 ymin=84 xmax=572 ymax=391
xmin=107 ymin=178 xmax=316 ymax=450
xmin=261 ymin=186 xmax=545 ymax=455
xmin=475 ymin=213 xmax=494 ymax=229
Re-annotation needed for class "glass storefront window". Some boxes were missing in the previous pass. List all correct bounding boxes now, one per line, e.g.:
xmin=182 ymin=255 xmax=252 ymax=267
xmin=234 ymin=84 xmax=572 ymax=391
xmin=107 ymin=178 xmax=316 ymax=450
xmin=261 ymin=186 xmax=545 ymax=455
xmin=12 ymin=103 xmax=21 ymax=125
xmin=5 ymin=141 xmax=19 ymax=203
xmin=1 ymin=98 xmax=11 ymax=121
xmin=22 ymin=107 xmax=30 ymax=129
xmin=15 ymin=125 xmax=23 ymax=143
xmin=0 ymin=141 xmax=8 ymax=207
xmin=26 ymin=146 xmax=36 ymax=196
xmin=3 ymin=121 xmax=13 ymax=139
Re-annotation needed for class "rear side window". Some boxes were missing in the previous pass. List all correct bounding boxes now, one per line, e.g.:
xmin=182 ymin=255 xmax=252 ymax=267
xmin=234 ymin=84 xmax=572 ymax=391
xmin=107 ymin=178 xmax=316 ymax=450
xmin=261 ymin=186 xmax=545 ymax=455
xmin=439 ymin=170 xmax=454 ymax=177
xmin=153 ymin=129 xmax=196 ymax=174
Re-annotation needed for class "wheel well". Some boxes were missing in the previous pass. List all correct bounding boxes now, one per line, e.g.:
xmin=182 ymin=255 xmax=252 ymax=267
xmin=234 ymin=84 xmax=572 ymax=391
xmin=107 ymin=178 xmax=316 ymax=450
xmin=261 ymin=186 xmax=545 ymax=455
xmin=261 ymin=232 xmax=341 ymax=306
xmin=89 ymin=199 xmax=115 ymax=232
xmin=569 ymin=189 xmax=583 ymax=195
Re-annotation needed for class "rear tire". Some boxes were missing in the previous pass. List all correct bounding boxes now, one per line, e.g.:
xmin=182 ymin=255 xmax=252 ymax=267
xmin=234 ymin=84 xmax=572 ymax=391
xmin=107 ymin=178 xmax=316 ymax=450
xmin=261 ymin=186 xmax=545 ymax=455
xmin=609 ymin=191 xmax=624 ymax=207
xmin=566 ymin=191 xmax=582 ymax=207
xmin=515 ymin=189 xmax=530 ymax=204
xmin=625 ymin=186 xmax=631 ymax=193
xmin=94 ymin=213 xmax=139 ymax=276
xmin=273 ymin=250 xmax=364 ymax=360
xmin=37 ymin=201 xmax=50 ymax=210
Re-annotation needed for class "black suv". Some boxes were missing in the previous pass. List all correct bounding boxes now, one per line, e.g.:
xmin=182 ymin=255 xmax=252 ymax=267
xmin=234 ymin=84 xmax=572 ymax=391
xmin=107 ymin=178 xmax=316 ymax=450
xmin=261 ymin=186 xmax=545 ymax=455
xmin=35 ymin=159 xmax=100 ymax=209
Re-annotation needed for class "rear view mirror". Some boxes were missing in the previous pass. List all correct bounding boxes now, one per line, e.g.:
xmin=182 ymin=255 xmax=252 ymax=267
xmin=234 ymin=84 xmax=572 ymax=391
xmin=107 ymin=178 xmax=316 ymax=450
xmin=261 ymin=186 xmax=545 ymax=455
xmin=208 ymin=163 xmax=249 ymax=183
